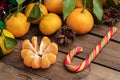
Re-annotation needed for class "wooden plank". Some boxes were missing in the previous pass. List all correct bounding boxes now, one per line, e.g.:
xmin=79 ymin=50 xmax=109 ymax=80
xmin=90 ymin=22 xmax=120 ymax=42
xmin=23 ymin=23 xmax=120 ymax=42
xmin=1 ymin=48 xmax=120 ymax=80
xmin=8 ymin=32 xmax=120 ymax=71
xmin=56 ymin=34 xmax=120 ymax=71
xmin=0 ymin=48 xmax=90 ymax=80
xmin=57 ymin=53 xmax=120 ymax=80
xmin=1 ymin=25 xmax=119 ymax=79
xmin=10 ymin=26 xmax=120 ymax=71
xmin=0 ymin=62 xmax=48 ymax=80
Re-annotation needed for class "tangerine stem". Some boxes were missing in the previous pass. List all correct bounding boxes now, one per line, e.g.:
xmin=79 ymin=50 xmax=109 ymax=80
xmin=81 ymin=8 xmax=85 ymax=13
xmin=81 ymin=0 xmax=86 ymax=13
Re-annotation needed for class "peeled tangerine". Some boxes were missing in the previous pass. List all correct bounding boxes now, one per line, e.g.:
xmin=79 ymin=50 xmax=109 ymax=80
xmin=21 ymin=36 xmax=58 ymax=69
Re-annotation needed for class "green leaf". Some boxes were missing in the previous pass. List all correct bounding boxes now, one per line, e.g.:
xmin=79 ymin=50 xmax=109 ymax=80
xmin=93 ymin=0 xmax=103 ymax=21
xmin=9 ymin=0 xmax=18 ymax=6
xmin=4 ymin=36 xmax=17 ymax=50
xmin=27 ymin=4 xmax=41 ymax=22
xmin=27 ymin=17 xmax=37 ymax=22
xmin=63 ymin=0 xmax=76 ymax=20
xmin=16 ymin=0 xmax=25 ymax=5
xmin=0 ymin=21 xmax=6 ymax=29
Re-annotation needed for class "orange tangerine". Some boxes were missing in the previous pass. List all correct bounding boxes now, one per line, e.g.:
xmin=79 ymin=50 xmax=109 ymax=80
xmin=44 ymin=0 xmax=63 ymax=14
xmin=66 ymin=8 xmax=94 ymax=34
xmin=5 ymin=12 xmax=30 ymax=38
xmin=39 ymin=13 xmax=62 ymax=35
xmin=25 ymin=3 xmax=48 ymax=24
xmin=21 ymin=36 xmax=58 ymax=69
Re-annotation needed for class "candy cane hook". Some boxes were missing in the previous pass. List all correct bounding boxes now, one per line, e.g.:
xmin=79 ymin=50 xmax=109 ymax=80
xmin=64 ymin=27 xmax=117 ymax=72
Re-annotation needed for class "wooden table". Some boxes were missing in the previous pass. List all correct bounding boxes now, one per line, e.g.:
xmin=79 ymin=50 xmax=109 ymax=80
xmin=0 ymin=22 xmax=120 ymax=80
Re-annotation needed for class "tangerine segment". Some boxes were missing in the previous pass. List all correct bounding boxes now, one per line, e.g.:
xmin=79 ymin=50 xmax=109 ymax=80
xmin=21 ymin=49 xmax=34 ymax=59
xmin=44 ymin=42 xmax=58 ymax=55
xmin=31 ymin=36 xmax=39 ymax=51
xmin=39 ymin=36 xmax=51 ymax=54
xmin=21 ymin=36 xmax=58 ymax=69
xmin=41 ymin=55 xmax=50 ymax=68
xmin=46 ymin=53 xmax=56 ymax=64
xmin=22 ymin=39 xmax=37 ymax=53
xmin=24 ymin=53 xmax=35 ymax=67
xmin=31 ymin=55 xmax=41 ymax=69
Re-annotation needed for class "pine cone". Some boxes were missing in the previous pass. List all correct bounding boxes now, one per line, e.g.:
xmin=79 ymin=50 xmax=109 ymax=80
xmin=55 ymin=25 xmax=76 ymax=45
xmin=103 ymin=7 xmax=120 ymax=26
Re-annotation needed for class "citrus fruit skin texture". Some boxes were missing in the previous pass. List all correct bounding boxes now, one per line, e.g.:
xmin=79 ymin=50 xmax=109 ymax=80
xmin=5 ymin=12 xmax=30 ymax=38
xmin=39 ymin=13 xmax=62 ymax=35
xmin=44 ymin=0 xmax=63 ymax=14
xmin=0 ymin=29 xmax=15 ymax=56
xmin=76 ymin=0 xmax=83 ymax=8
xmin=66 ymin=8 xmax=94 ymax=34
xmin=21 ymin=36 xmax=58 ymax=69
xmin=24 ymin=3 xmax=48 ymax=24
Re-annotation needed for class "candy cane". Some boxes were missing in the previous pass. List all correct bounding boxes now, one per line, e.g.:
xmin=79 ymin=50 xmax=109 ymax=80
xmin=64 ymin=27 xmax=117 ymax=72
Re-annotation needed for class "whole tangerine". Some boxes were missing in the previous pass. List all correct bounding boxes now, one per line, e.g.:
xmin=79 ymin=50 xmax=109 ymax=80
xmin=24 ymin=3 xmax=48 ymax=24
xmin=5 ymin=12 xmax=30 ymax=37
xmin=44 ymin=0 xmax=63 ymax=14
xmin=66 ymin=8 xmax=94 ymax=34
xmin=0 ymin=29 xmax=16 ymax=57
xmin=39 ymin=13 xmax=62 ymax=35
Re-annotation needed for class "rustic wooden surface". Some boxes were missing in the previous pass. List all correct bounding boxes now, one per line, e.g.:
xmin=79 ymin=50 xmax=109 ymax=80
xmin=0 ymin=22 xmax=120 ymax=80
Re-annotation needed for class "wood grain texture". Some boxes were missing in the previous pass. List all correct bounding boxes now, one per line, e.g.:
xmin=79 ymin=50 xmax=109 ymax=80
xmin=0 ymin=23 xmax=120 ymax=80
xmin=0 ymin=48 xmax=90 ymax=80
xmin=3 ymin=31 xmax=120 ymax=71
xmin=0 ymin=62 xmax=48 ymax=80
xmin=57 ymin=34 xmax=120 ymax=71
xmin=1 ymin=49 xmax=120 ymax=80
xmin=58 ymin=54 xmax=120 ymax=80
xmin=90 ymin=22 xmax=120 ymax=42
